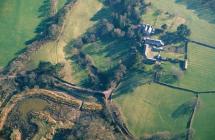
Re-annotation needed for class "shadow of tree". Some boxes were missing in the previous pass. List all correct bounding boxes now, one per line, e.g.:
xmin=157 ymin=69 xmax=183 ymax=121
xmin=112 ymin=69 xmax=153 ymax=99
xmin=25 ymin=0 xmax=59 ymax=45
xmin=171 ymin=98 xmax=195 ymax=118
xmin=38 ymin=0 xmax=51 ymax=18
xmin=81 ymin=39 xmax=132 ymax=66
xmin=91 ymin=7 xmax=112 ymax=21
xmin=25 ymin=16 xmax=57 ymax=45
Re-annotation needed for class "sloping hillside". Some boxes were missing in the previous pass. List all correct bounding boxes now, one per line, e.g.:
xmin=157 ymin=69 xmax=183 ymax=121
xmin=27 ymin=0 xmax=103 ymax=84
xmin=176 ymin=0 xmax=215 ymax=23
xmin=0 ymin=0 xmax=67 ymax=67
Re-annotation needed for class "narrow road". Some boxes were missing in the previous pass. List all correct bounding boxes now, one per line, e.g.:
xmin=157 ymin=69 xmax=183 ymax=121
xmin=53 ymin=76 xmax=113 ymax=99
xmin=105 ymin=101 xmax=135 ymax=139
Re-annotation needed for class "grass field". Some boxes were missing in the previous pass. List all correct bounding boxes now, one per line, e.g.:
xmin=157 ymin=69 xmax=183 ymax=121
xmin=0 ymin=0 xmax=68 ymax=68
xmin=27 ymin=0 xmax=103 ymax=84
xmin=114 ymin=84 xmax=193 ymax=137
xmin=81 ymin=39 xmax=131 ymax=72
xmin=175 ymin=44 xmax=215 ymax=91
xmin=0 ymin=0 xmax=44 ymax=67
xmin=193 ymin=94 xmax=215 ymax=140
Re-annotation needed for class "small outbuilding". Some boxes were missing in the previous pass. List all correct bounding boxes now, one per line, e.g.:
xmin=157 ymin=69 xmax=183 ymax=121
xmin=143 ymin=24 xmax=155 ymax=34
xmin=134 ymin=24 xmax=155 ymax=35
xmin=184 ymin=59 xmax=188 ymax=70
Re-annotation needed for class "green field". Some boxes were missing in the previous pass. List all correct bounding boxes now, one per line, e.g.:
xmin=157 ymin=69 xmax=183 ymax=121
xmin=114 ymin=84 xmax=193 ymax=137
xmin=193 ymin=94 xmax=215 ymax=140
xmin=0 ymin=0 xmax=43 ymax=67
xmin=81 ymin=39 xmax=131 ymax=72
xmin=27 ymin=0 xmax=103 ymax=84
xmin=175 ymin=44 xmax=215 ymax=91
xmin=0 ymin=0 xmax=67 ymax=68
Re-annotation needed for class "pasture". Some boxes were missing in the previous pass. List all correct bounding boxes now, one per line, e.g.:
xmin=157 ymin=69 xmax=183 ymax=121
xmin=114 ymin=83 xmax=193 ymax=137
xmin=193 ymin=94 xmax=215 ymax=140
xmin=0 ymin=0 xmax=43 ymax=67
xmin=0 ymin=0 xmax=68 ymax=67
xmin=81 ymin=39 xmax=131 ymax=72
xmin=175 ymin=43 xmax=215 ymax=91
xmin=27 ymin=0 xmax=103 ymax=84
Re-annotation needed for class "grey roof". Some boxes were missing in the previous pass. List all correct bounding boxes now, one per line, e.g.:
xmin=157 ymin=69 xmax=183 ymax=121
xmin=145 ymin=38 xmax=164 ymax=47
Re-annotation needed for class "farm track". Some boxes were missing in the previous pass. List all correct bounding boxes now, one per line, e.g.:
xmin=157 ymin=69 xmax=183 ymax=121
xmin=0 ymin=74 xmax=112 ymax=111
xmin=50 ymin=0 xmax=58 ymax=16
xmin=53 ymin=76 xmax=115 ymax=100
xmin=106 ymin=101 xmax=135 ymax=139
xmin=53 ymin=77 xmax=104 ymax=95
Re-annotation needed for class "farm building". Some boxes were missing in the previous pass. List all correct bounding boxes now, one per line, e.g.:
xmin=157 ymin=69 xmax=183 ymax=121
xmin=184 ymin=59 xmax=188 ymax=70
xmin=144 ymin=44 xmax=158 ymax=62
xmin=132 ymin=23 xmax=155 ymax=35
xmin=139 ymin=24 xmax=155 ymax=35
xmin=152 ymin=46 xmax=164 ymax=51
xmin=145 ymin=38 xmax=165 ymax=47
xmin=143 ymin=38 xmax=166 ymax=62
